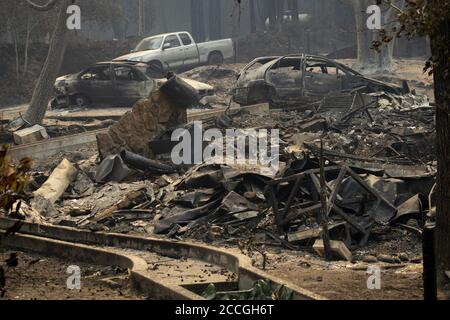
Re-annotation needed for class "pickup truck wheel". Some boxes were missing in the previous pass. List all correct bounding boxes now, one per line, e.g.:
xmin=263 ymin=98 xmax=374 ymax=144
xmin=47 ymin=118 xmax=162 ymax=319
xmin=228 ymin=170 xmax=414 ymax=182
xmin=73 ymin=94 xmax=91 ymax=108
xmin=208 ymin=52 xmax=224 ymax=65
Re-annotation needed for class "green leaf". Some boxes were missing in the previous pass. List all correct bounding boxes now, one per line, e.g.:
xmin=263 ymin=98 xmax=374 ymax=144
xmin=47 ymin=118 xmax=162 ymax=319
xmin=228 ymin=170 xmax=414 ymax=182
xmin=201 ymin=283 xmax=217 ymax=300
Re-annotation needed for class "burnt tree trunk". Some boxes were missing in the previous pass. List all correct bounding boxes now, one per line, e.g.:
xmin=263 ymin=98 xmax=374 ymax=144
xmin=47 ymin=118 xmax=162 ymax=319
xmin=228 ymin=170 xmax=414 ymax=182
xmin=351 ymin=0 xmax=402 ymax=73
xmin=208 ymin=0 xmax=222 ymax=40
xmin=23 ymin=0 xmax=72 ymax=125
xmin=267 ymin=0 xmax=277 ymax=30
xmin=249 ymin=0 xmax=256 ymax=33
xmin=433 ymin=14 xmax=450 ymax=293
xmin=275 ymin=0 xmax=284 ymax=32
xmin=376 ymin=1 xmax=402 ymax=71
xmin=191 ymin=0 xmax=205 ymax=42
xmin=289 ymin=0 xmax=299 ymax=22
xmin=352 ymin=0 xmax=373 ymax=70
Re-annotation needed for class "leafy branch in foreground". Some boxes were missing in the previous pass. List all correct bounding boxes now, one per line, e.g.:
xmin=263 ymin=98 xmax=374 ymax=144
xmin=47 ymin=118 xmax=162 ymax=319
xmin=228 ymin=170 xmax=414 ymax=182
xmin=374 ymin=0 xmax=450 ymax=77
xmin=202 ymin=280 xmax=294 ymax=301
xmin=0 ymin=145 xmax=32 ymax=215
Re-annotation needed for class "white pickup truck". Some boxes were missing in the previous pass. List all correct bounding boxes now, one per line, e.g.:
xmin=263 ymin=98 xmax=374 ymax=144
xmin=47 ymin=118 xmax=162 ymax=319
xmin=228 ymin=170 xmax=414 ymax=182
xmin=113 ymin=31 xmax=234 ymax=74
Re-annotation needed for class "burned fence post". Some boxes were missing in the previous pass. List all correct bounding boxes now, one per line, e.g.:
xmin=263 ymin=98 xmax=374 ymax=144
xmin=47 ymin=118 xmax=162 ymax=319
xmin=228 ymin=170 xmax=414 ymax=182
xmin=319 ymin=138 xmax=333 ymax=261
xmin=281 ymin=176 xmax=303 ymax=223
xmin=268 ymin=185 xmax=283 ymax=234
xmin=423 ymin=221 xmax=437 ymax=301
xmin=326 ymin=166 xmax=347 ymax=217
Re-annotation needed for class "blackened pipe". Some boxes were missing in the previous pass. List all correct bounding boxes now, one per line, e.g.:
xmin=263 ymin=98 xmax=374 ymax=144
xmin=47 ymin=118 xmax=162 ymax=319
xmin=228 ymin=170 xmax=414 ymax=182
xmin=423 ymin=221 xmax=437 ymax=301
xmin=120 ymin=150 xmax=176 ymax=174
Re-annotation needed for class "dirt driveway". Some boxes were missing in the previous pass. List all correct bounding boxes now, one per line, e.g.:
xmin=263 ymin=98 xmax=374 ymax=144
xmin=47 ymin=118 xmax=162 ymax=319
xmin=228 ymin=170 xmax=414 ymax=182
xmin=0 ymin=249 xmax=147 ymax=300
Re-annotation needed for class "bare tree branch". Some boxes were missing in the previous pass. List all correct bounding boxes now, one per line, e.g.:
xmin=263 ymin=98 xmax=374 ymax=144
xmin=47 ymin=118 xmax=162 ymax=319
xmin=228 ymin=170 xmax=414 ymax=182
xmin=25 ymin=0 xmax=58 ymax=12
xmin=383 ymin=0 xmax=405 ymax=14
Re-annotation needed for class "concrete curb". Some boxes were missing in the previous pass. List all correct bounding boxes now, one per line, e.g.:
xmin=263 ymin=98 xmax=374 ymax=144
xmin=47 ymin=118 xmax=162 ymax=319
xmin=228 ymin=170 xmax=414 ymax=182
xmin=10 ymin=130 xmax=100 ymax=162
xmin=0 ymin=230 xmax=202 ymax=300
xmin=0 ymin=218 xmax=325 ymax=300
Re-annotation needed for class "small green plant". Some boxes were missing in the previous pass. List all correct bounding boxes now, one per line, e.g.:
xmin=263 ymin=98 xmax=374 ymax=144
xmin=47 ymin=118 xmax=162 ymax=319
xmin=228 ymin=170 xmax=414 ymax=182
xmin=202 ymin=280 xmax=294 ymax=301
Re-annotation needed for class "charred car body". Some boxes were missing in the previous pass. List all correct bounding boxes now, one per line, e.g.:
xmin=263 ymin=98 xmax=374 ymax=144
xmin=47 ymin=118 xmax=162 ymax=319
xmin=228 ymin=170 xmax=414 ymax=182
xmin=53 ymin=62 xmax=155 ymax=108
xmin=234 ymin=54 xmax=409 ymax=107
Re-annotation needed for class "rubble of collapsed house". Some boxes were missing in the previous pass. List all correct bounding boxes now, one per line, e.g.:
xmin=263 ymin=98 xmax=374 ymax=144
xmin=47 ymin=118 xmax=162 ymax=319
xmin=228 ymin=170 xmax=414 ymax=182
xmin=5 ymin=73 xmax=436 ymax=263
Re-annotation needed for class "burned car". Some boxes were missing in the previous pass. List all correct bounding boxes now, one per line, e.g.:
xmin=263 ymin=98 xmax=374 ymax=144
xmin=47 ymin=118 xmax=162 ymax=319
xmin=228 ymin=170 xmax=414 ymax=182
xmin=233 ymin=54 xmax=409 ymax=107
xmin=52 ymin=62 xmax=155 ymax=108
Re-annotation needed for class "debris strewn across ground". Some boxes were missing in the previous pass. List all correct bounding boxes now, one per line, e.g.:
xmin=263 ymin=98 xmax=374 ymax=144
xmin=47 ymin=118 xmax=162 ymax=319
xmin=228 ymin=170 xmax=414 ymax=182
xmin=0 ymin=249 xmax=146 ymax=300
xmin=13 ymin=88 xmax=433 ymax=253
xmin=0 ymin=60 xmax=435 ymax=299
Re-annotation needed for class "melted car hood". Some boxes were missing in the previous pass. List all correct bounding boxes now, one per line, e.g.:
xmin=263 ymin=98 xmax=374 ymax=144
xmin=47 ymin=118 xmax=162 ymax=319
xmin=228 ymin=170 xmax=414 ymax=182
xmin=359 ymin=75 xmax=404 ymax=93
xmin=56 ymin=73 xmax=78 ymax=82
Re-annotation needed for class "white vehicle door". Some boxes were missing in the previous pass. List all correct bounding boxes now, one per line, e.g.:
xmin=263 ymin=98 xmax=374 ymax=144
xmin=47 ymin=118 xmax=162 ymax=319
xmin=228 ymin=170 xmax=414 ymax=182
xmin=179 ymin=33 xmax=199 ymax=68
xmin=161 ymin=34 xmax=185 ymax=70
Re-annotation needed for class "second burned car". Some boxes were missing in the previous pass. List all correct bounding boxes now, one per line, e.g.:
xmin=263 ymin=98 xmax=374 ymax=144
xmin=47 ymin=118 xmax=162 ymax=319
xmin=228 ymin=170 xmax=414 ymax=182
xmin=52 ymin=61 xmax=215 ymax=109
xmin=233 ymin=54 xmax=409 ymax=107
xmin=52 ymin=62 xmax=155 ymax=108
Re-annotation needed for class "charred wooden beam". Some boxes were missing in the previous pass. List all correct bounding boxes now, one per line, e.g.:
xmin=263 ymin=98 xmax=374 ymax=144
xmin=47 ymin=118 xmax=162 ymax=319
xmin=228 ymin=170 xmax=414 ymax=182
xmin=326 ymin=166 xmax=348 ymax=217
xmin=267 ymin=166 xmax=340 ymax=186
xmin=345 ymin=167 xmax=396 ymax=214
xmin=281 ymin=176 xmax=304 ymax=222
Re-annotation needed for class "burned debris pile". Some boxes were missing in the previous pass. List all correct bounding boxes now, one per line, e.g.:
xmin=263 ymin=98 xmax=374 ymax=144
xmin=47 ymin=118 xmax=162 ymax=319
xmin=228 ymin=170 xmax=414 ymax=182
xmin=1 ymin=73 xmax=436 ymax=263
